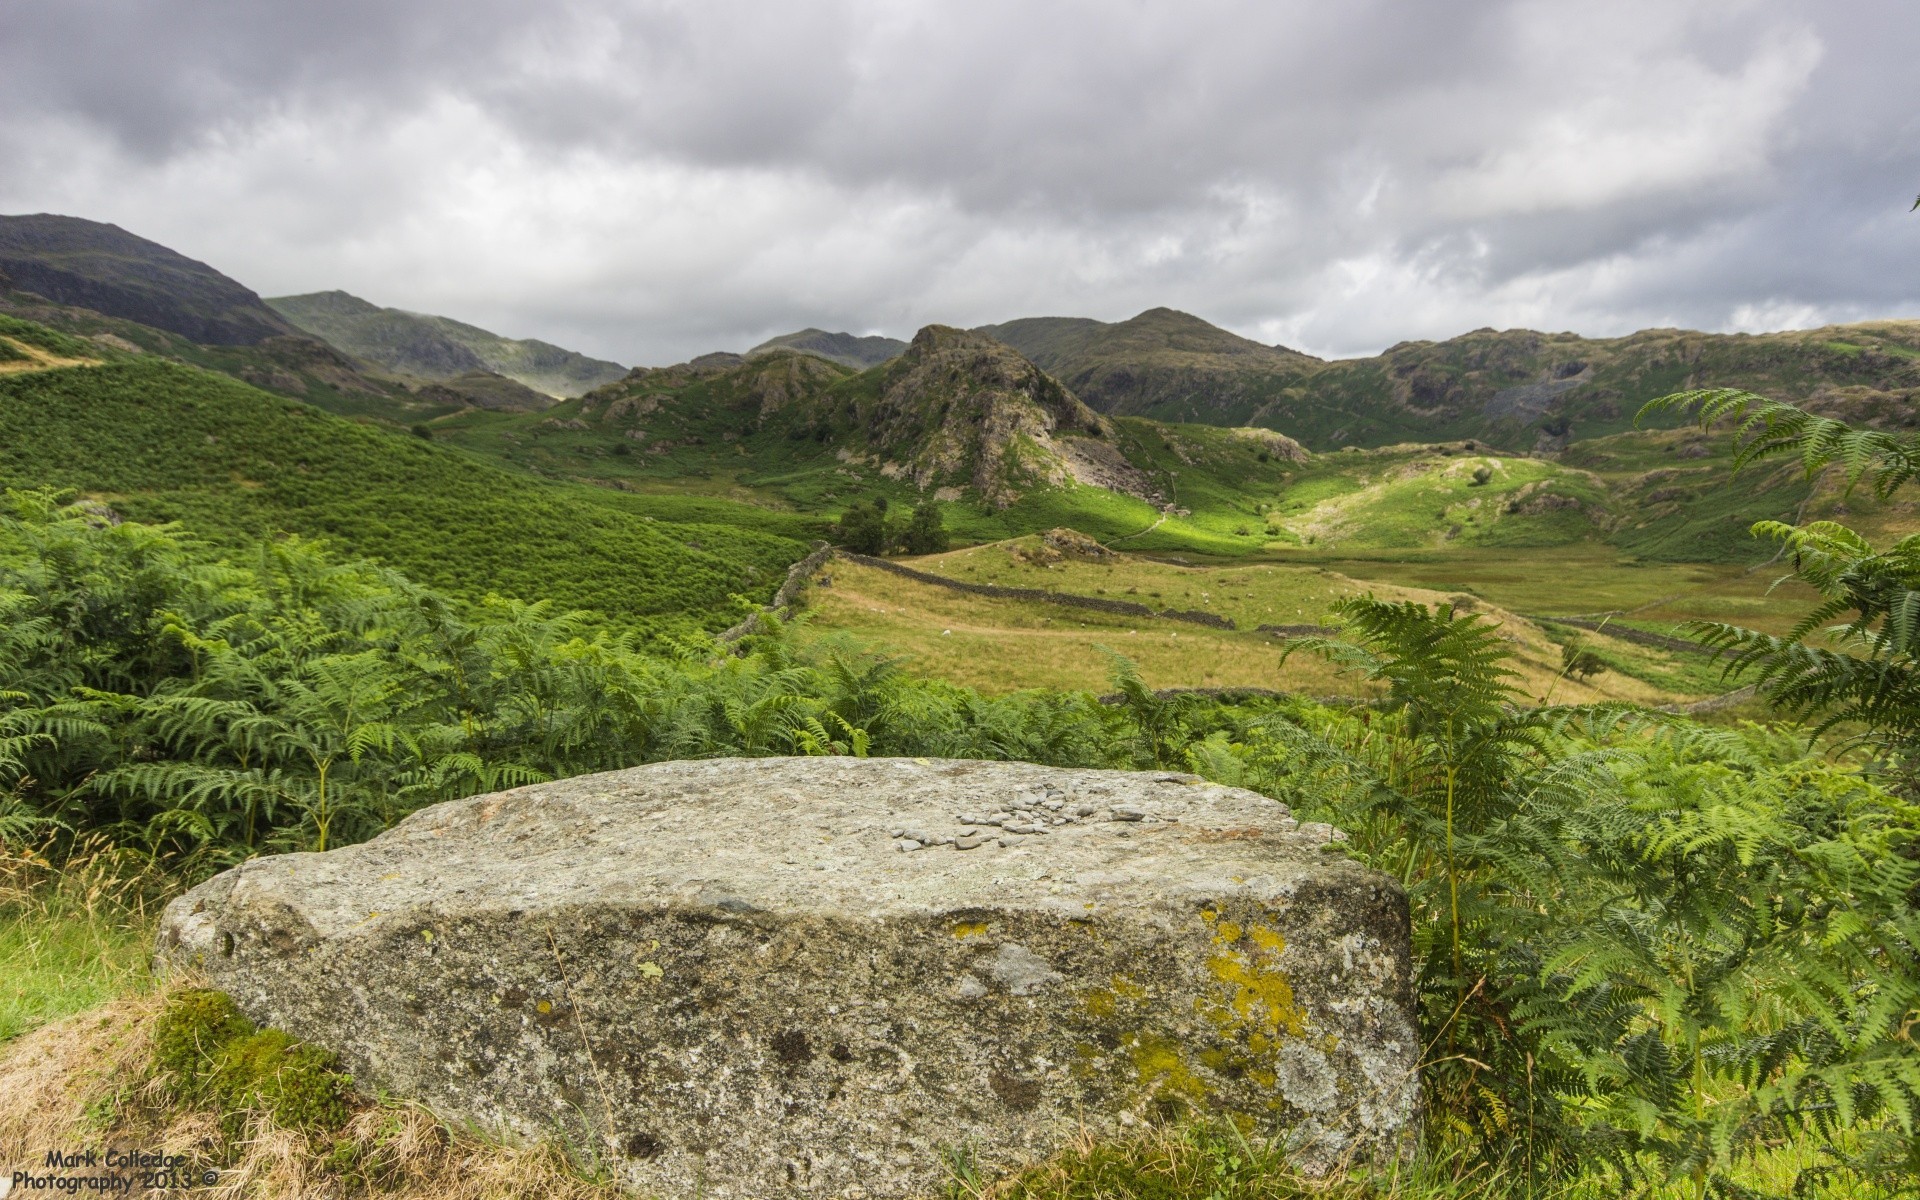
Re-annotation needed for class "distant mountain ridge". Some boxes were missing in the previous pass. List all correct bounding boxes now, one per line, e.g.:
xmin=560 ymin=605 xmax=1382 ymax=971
xmin=7 ymin=212 xmax=1914 ymax=457
xmin=971 ymin=306 xmax=1920 ymax=451
xmin=1270 ymin=321 xmax=1920 ymax=451
xmin=747 ymin=328 xmax=907 ymax=368
xmin=268 ymin=290 xmax=626 ymax=400
xmin=976 ymin=308 xmax=1323 ymax=424
xmin=0 ymin=213 xmax=302 ymax=345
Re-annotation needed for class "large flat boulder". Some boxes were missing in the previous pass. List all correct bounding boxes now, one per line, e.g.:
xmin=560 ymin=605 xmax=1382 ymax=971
xmin=155 ymin=757 xmax=1419 ymax=1197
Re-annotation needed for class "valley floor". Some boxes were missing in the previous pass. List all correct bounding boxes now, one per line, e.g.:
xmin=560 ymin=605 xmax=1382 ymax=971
xmin=794 ymin=540 xmax=1762 ymax=705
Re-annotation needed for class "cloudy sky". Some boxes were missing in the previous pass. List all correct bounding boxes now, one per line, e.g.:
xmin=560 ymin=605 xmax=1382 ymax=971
xmin=3 ymin=0 xmax=1916 ymax=366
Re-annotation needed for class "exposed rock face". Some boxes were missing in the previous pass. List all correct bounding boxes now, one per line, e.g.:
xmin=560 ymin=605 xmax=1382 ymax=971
xmin=156 ymin=757 xmax=1420 ymax=1199
xmin=866 ymin=325 xmax=1116 ymax=508
xmin=1229 ymin=426 xmax=1310 ymax=463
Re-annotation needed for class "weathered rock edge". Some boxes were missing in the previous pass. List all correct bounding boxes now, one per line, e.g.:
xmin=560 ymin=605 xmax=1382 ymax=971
xmin=155 ymin=757 xmax=1420 ymax=1199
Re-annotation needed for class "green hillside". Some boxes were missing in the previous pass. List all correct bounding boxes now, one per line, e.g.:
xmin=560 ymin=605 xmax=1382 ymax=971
xmin=1267 ymin=321 xmax=1920 ymax=451
xmin=268 ymin=290 xmax=626 ymax=399
xmin=433 ymin=330 xmax=1316 ymax=555
xmin=0 ymin=283 xmax=436 ymax=422
xmin=416 ymin=321 xmax=1873 ymax=565
xmin=0 ymin=343 xmax=812 ymax=635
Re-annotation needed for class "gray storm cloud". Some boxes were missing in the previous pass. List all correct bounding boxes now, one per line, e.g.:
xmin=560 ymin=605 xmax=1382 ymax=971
xmin=1 ymin=0 xmax=1915 ymax=365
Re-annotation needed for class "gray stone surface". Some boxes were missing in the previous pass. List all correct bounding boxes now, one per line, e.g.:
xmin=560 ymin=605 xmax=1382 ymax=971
xmin=155 ymin=757 xmax=1420 ymax=1197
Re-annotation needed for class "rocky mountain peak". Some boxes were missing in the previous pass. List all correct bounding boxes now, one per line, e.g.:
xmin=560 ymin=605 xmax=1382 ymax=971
xmin=861 ymin=325 xmax=1131 ymax=508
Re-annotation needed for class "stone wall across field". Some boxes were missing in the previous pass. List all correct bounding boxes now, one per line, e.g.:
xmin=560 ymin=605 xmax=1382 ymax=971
xmin=840 ymin=552 xmax=1238 ymax=629
xmin=156 ymin=757 xmax=1420 ymax=1199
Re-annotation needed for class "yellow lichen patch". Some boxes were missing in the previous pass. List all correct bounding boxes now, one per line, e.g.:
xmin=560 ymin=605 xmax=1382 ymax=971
xmin=1122 ymin=1030 xmax=1209 ymax=1108
xmin=951 ymin=920 xmax=990 ymax=939
xmin=1076 ymin=976 xmax=1213 ymax=1108
xmin=1191 ymin=909 xmax=1314 ymax=1111
xmin=1200 ymin=915 xmax=1307 ymax=1040
xmin=1081 ymin=974 xmax=1147 ymax=1019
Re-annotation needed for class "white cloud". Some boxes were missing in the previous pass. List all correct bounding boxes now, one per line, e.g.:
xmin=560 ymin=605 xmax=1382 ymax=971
xmin=1 ymin=0 xmax=1914 ymax=365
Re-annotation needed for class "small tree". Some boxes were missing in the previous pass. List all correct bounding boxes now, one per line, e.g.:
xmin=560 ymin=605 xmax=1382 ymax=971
xmin=834 ymin=500 xmax=889 ymax=555
xmin=1560 ymin=640 xmax=1606 ymax=682
xmin=902 ymin=501 xmax=948 ymax=555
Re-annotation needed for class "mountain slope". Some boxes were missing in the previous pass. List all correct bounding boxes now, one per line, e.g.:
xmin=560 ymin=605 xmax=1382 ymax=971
xmin=0 ymin=270 xmax=440 ymax=421
xmin=977 ymin=307 xmax=1323 ymax=425
xmin=0 ymin=327 xmax=809 ymax=635
xmin=975 ymin=309 xmax=1920 ymax=452
xmin=268 ymin=290 xmax=626 ymax=399
xmin=1270 ymin=321 xmax=1920 ymax=451
xmin=0 ymin=214 xmax=301 ymax=345
xmin=747 ymin=328 xmax=906 ymax=368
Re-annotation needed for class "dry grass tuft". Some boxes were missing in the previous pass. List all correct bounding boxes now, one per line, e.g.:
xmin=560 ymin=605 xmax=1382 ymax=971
xmin=0 ymin=832 xmax=169 ymax=919
xmin=0 ymin=986 xmax=619 ymax=1200
xmin=0 ymin=991 xmax=167 ymax=1160
xmin=1 ymin=834 xmax=169 ymax=1040
xmin=949 ymin=1122 xmax=1499 ymax=1200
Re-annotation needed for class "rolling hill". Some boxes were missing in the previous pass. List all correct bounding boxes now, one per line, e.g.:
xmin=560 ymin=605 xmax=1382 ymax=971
xmin=976 ymin=307 xmax=1920 ymax=452
xmin=268 ymin=290 xmax=626 ymax=400
xmin=424 ymin=320 xmax=1874 ymax=566
xmin=746 ymin=328 xmax=907 ymax=368
xmin=5 ymin=210 xmax=1913 ymax=587
xmin=0 ymin=319 xmax=811 ymax=636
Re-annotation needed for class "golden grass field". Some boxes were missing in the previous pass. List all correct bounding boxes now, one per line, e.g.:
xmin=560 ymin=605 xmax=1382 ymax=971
xmin=796 ymin=539 xmax=1732 ymax=705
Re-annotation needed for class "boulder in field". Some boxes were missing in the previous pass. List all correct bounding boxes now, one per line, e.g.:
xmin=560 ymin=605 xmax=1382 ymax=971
xmin=156 ymin=757 xmax=1420 ymax=1198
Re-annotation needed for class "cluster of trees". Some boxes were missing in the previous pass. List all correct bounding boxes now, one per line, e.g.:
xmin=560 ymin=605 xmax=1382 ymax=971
xmin=3 ymin=381 xmax=1917 ymax=1194
xmin=832 ymin=496 xmax=949 ymax=556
